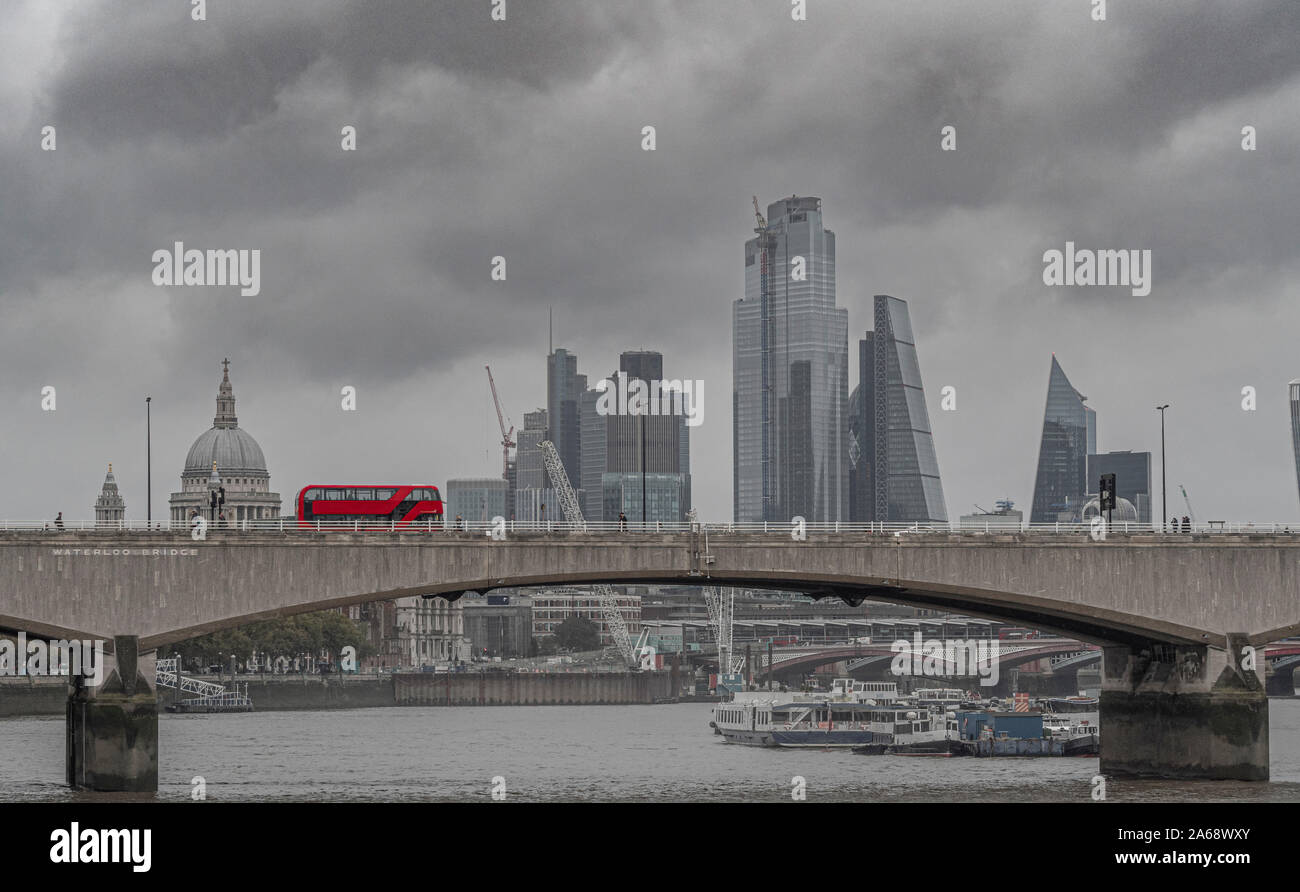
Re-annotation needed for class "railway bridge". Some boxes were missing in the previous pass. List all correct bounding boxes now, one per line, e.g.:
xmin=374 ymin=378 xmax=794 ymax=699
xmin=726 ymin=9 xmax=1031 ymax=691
xmin=2 ymin=525 xmax=1299 ymax=788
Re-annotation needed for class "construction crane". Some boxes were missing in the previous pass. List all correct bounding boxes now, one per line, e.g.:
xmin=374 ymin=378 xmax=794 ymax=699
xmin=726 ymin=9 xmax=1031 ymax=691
xmin=538 ymin=439 xmax=639 ymax=668
xmin=1179 ymin=484 xmax=1197 ymax=524
xmin=484 ymin=365 xmax=515 ymax=481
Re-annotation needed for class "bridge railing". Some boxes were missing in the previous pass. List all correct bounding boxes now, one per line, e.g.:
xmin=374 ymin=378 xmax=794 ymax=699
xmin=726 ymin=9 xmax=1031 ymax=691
xmin=7 ymin=519 xmax=1300 ymax=535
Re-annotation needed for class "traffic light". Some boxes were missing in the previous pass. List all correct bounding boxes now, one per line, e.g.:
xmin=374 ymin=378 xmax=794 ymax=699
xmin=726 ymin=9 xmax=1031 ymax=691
xmin=1099 ymin=473 xmax=1117 ymax=512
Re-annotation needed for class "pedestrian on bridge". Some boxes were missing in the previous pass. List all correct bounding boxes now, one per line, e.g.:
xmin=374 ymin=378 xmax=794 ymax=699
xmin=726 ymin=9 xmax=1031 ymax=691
xmin=54 ymin=512 xmax=64 ymax=530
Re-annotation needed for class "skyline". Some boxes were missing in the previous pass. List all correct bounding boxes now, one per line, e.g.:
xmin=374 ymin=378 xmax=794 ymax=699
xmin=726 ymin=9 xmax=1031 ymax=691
xmin=3 ymin=1 xmax=1299 ymax=523
xmin=22 ymin=344 xmax=1300 ymax=525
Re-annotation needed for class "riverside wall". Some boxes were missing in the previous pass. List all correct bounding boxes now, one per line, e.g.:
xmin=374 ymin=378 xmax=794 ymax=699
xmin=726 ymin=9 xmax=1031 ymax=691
xmin=1 ymin=670 xmax=675 ymax=715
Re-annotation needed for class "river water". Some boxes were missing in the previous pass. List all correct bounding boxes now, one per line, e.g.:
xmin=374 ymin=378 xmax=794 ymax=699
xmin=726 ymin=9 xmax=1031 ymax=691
xmin=3 ymin=700 xmax=1299 ymax=802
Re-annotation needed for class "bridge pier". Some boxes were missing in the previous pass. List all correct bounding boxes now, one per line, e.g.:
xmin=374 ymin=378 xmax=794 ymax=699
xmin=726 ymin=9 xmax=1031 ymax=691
xmin=1265 ymin=663 xmax=1296 ymax=697
xmin=1099 ymin=636 xmax=1268 ymax=781
xmin=66 ymin=636 xmax=158 ymax=792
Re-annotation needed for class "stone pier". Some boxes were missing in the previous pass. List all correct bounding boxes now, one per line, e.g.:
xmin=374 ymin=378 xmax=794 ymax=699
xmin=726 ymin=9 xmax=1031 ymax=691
xmin=1265 ymin=662 xmax=1296 ymax=697
xmin=1099 ymin=635 xmax=1269 ymax=781
xmin=66 ymin=636 xmax=158 ymax=792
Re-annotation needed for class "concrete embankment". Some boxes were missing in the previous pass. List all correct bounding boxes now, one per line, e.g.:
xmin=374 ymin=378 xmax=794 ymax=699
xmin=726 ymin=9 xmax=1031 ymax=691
xmin=0 ymin=679 xmax=67 ymax=716
xmin=1 ymin=670 xmax=675 ymax=716
xmin=395 ymin=670 xmax=674 ymax=705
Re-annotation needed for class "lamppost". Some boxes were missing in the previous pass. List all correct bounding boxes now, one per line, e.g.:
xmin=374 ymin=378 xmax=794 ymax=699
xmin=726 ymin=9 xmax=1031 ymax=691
xmin=145 ymin=397 xmax=151 ymax=525
xmin=640 ymin=406 xmax=647 ymax=528
xmin=1157 ymin=404 xmax=1170 ymax=531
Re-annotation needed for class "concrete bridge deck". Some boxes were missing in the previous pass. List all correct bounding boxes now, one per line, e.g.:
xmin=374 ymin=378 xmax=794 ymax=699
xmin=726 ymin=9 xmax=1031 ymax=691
xmin=1 ymin=528 xmax=1295 ymax=788
xmin=2 ymin=528 xmax=1298 ymax=647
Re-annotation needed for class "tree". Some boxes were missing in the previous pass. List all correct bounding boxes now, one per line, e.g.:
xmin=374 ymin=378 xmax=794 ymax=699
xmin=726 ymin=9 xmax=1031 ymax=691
xmin=171 ymin=610 xmax=374 ymax=668
xmin=553 ymin=616 xmax=600 ymax=652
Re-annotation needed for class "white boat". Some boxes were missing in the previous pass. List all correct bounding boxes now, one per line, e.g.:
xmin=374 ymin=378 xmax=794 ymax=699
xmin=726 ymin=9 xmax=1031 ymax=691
xmin=709 ymin=679 xmax=920 ymax=748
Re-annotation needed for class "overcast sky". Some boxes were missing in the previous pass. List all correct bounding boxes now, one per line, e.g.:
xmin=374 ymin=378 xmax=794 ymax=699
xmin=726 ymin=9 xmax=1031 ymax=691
xmin=2 ymin=0 xmax=1298 ymax=524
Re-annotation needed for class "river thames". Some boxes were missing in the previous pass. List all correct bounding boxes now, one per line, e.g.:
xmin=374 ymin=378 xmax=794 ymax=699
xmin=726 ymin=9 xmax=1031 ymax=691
xmin=3 ymin=700 xmax=1298 ymax=802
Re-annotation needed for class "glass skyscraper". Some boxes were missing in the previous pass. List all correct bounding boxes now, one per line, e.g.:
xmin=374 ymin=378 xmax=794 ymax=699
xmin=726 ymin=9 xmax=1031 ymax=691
xmin=1031 ymin=356 xmax=1093 ymax=523
xmin=592 ymin=350 xmax=691 ymax=522
xmin=847 ymin=296 xmax=946 ymax=522
xmin=733 ymin=196 xmax=848 ymax=522
xmin=547 ymin=348 xmax=584 ymax=496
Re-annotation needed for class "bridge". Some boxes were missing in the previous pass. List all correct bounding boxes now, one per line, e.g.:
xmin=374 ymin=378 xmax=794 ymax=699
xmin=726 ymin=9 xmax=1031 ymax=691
xmin=3 ymin=523 xmax=1299 ymax=788
xmin=748 ymin=638 xmax=1099 ymax=677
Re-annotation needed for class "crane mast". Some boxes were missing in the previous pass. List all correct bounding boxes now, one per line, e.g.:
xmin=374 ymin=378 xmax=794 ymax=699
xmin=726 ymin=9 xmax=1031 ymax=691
xmin=1179 ymin=484 xmax=1197 ymax=524
xmin=538 ymin=440 xmax=638 ymax=668
xmin=485 ymin=365 xmax=515 ymax=481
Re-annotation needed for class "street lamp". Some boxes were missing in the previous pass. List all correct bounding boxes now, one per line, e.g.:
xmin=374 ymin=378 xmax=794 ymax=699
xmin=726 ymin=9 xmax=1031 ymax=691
xmin=1157 ymin=404 xmax=1170 ymax=532
xmin=145 ymin=397 xmax=151 ymax=525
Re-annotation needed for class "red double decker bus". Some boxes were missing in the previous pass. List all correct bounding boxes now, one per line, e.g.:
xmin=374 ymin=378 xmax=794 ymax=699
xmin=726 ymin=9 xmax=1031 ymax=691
xmin=296 ymin=485 xmax=444 ymax=530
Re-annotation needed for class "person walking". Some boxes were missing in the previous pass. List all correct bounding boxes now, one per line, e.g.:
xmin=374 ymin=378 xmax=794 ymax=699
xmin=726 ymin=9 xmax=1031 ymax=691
xmin=618 ymin=511 xmax=627 ymax=532
xmin=1182 ymin=515 xmax=1191 ymax=533
xmin=54 ymin=511 xmax=64 ymax=530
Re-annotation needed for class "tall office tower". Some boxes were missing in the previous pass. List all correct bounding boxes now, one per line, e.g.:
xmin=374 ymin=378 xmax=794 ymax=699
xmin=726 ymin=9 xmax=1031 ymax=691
xmin=547 ymin=348 xmax=584 ymax=493
xmin=513 ymin=409 xmax=550 ymax=521
xmin=1031 ymin=356 xmax=1093 ymax=523
xmin=733 ymin=195 xmax=848 ymax=523
xmin=1087 ymin=451 xmax=1152 ymax=524
xmin=847 ymin=337 xmax=874 ymax=521
xmin=580 ymin=383 xmax=608 ymax=519
xmin=601 ymin=350 xmax=691 ymax=523
xmin=854 ymin=296 xmax=947 ymax=523
xmin=515 ymin=409 xmax=549 ymax=489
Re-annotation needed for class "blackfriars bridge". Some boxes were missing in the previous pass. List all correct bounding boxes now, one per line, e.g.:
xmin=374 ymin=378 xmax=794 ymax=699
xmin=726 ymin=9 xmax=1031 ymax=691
xmin=2 ymin=525 xmax=1298 ymax=789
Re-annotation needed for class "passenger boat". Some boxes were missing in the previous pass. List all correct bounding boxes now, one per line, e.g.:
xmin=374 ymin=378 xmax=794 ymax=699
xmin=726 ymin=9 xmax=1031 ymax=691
xmin=710 ymin=679 xmax=917 ymax=748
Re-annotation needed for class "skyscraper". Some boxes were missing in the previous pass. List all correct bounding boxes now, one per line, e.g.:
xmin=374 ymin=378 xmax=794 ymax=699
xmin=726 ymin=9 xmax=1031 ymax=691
xmin=1291 ymin=380 xmax=1300 ymax=507
xmin=514 ymin=408 xmax=554 ymax=521
xmin=579 ymin=384 xmax=607 ymax=519
xmin=847 ymin=296 xmax=946 ymax=523
xmin=597 ymin=350 xmax=691 ymax=523
xmin=733 ymin=195 xmax=848 ymax=523
xmin=547 ymin=348 xmax=584 ymax=495
xmin=1030 ymin=356 xmax=1093 ymax=523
